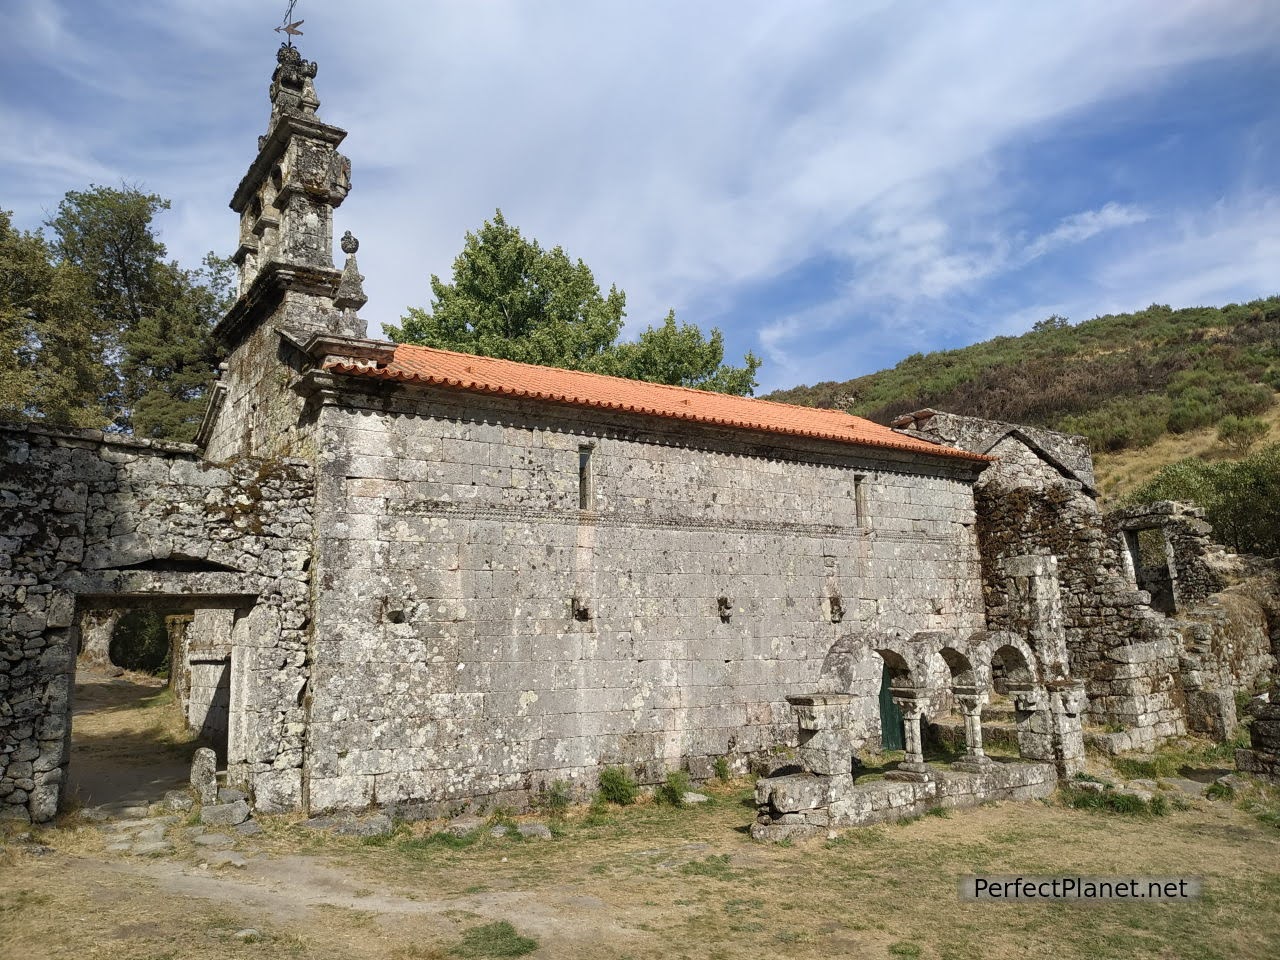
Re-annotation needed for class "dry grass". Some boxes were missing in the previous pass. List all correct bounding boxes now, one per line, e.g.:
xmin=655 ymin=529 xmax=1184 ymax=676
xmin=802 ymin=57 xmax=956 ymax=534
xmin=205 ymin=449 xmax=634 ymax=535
xmin=5 ymin=671 xmax=1278 ymax=959
xmin=5 ymin=776 xmax=1280 ymax=960
xmin=1094 ymin=405 xmax=1280 ymax=506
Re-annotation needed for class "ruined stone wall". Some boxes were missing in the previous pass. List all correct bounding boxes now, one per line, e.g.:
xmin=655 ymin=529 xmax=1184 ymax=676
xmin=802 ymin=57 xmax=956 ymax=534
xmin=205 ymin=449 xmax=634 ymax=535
xmin=0 ymin=422 xmax=315 ymax=822
xmin=894 ymin=412 xmax=1186 ymax=749
xmin=973 ymin=437 xmax=1185 ymax=746
xmin=1107 ymin=503 xmax=1226 ymax=612
xmin=301 ymin=386 xmax=987 ymax=813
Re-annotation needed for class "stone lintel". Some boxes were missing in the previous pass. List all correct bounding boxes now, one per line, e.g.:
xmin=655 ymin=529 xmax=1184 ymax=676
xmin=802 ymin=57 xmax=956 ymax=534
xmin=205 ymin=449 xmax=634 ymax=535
xmin=786 ymin=692 xmax=856 ymax=708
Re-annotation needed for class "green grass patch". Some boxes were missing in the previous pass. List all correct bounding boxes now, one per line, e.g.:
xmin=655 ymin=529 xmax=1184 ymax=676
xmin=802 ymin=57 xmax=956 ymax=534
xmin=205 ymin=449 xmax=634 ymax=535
xmin=449 ymin=921 xmax=538 ymax=958
xmin=1061 ymin=786 xmax=1169 ymax=817
xmin=656 ymin=770 xmax=691 ymax=807
xmin=679 ymin=854 xmax=736 ymax=880
xmin=599 ymin=766 xmax=638 ymax=806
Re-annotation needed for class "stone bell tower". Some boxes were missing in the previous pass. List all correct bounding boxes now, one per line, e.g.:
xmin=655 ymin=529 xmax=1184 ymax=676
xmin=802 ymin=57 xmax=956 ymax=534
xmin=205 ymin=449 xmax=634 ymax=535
xmin=200 ymin=43 xmax=368 ymax=460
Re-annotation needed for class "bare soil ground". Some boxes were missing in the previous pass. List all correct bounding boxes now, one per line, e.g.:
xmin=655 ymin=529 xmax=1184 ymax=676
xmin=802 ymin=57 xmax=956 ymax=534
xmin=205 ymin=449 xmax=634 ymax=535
xmin=4 ymin=673 xmax=1280 ymax=960
xmin=63 ymin=666 xmax=200 ymax=811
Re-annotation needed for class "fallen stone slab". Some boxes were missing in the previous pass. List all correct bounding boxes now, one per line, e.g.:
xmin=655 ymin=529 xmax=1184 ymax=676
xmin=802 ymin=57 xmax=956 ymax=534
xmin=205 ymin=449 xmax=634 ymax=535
xmin=334 ymin=813 xmax=393 ymax=838
xmin=235 ymin=820 xmax=264 ymax=837
xmin=517 ymin=822 xmax=553 ymax=840
xmin=162 ymin=790 xmax=195 ymax=813
xmin=132 ymin=841 xmax=174 ymax=857
xmin=217 ymin=788 xmax=248 ymax=805
xmin=200 ymin=800 xmax=250 ymax=828
xmin=193 ymin=833 xmax=234 ymax=848
xmin=207 ymin=852 xmax=249 ymax=870
xmin=1160 ymin=777 xmax=1208 ymax=797
xmin=444 ymin=815 xmax=485 ymax=837
xmin=683 ymin=792 xmax=710 ymax=804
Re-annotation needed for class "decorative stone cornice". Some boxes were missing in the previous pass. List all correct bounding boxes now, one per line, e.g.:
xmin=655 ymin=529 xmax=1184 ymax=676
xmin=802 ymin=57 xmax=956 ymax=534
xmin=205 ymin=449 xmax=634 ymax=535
xmin=213 ymin=260 xmax=342 ymax=348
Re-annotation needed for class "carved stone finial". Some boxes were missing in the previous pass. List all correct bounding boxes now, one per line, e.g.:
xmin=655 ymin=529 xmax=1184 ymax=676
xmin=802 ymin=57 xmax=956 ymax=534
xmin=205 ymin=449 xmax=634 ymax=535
xmin=341 ymin=231 xmax=359 ymax=255
xmin=274 ymin=42 xmax=318 ymax=88
xmin=334 ymin=248 xmax=368 ymax=314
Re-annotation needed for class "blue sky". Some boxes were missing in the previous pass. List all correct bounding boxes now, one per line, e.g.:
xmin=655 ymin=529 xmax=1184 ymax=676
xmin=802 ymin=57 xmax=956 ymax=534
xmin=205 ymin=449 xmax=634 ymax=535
xmin=3 ymin=1 xmax=1278 ymax=393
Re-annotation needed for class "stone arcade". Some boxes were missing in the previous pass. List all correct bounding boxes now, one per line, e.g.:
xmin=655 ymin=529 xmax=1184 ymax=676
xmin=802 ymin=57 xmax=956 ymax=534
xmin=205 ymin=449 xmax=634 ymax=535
xmin=2 ymin=45 xmax=1276 ymax=827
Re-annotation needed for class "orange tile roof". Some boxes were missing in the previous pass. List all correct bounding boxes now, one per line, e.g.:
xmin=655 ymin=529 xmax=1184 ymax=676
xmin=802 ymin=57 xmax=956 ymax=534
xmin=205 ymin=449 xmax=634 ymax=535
xmin=324 ymin=343 xmax=992 ymax=463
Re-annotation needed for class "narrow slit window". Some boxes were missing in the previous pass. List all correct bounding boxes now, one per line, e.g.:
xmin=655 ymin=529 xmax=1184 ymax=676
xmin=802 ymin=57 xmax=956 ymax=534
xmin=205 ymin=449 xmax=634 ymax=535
xmin=854 ymin=474 xmax=867 ymax=528
xmin=578 ymin=444 xmax=594 ymax=510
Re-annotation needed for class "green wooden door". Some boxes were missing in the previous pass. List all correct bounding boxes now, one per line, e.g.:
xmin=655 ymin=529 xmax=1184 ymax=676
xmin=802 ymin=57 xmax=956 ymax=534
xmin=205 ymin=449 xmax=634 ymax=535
xmin=879 ymin=664 xmax=905 ymax=751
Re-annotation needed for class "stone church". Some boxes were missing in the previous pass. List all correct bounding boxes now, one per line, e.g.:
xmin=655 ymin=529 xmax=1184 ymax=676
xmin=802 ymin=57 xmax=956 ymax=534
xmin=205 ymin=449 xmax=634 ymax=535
xmin=2 ymin=45 xmax=1275 ymax=826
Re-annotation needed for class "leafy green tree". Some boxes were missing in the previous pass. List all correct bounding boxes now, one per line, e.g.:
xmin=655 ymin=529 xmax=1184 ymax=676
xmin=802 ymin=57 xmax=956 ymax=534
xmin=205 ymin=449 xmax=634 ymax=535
xmin=39 ymin=185 xmax=227 ymax=439
xmin=391 ymin=211 xmax=625 ymax=369
xmin=0 ymin=210 xmax=111 ymax=427
xmin=123 ymin=254 xmax=232 ymax=440
xmin=1128 ymin=443 xmax=1280 ymax=556
xmin=391 ymin=210 xmax=761 ymax=395
xmin=599 ymin=310 xmax=761 ymax=394
xmin=1217 ymin=415 xmax=1269 ymax=452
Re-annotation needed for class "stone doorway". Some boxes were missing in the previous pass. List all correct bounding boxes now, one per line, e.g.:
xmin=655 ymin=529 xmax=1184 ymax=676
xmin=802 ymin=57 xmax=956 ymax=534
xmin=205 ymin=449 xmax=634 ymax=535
xmin=878 ymin=664 xmax=905 ymax=751
xmin=60 ymin=592 xmax=255 ymax=818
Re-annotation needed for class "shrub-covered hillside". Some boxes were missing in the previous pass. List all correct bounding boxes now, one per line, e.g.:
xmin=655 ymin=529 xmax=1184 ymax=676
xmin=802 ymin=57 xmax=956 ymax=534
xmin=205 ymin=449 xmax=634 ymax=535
xmin=766 ymin=298 xmax=1280 ymax=454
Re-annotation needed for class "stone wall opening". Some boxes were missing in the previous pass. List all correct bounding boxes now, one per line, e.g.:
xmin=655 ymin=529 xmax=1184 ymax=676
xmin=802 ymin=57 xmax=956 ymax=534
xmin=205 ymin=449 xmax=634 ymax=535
xmin=1126 ymin=527 xmax=1175 ymax=615
xmin=57 ymin=592 xmax=255 ymax=817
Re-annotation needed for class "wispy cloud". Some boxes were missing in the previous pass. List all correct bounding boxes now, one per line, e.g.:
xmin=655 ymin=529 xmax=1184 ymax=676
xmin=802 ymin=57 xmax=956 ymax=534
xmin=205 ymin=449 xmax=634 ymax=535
xmin=1 ymin=1 xmax=1277 ymax=393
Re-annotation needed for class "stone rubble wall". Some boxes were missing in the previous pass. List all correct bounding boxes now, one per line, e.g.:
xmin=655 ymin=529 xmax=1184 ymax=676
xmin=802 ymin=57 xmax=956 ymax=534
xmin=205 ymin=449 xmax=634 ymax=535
xmin=301 ymin=386 xmax=988 ymax=814
xmin=0 ymin=421 xmax=315 ymax=823
xmin=899 ymin=410 xmax=1280 ymax=753
xmin=1106 ymin=502 xmax=1226 ymax=611
xmin=1238 ymin=700 xmax=1280 ymax=782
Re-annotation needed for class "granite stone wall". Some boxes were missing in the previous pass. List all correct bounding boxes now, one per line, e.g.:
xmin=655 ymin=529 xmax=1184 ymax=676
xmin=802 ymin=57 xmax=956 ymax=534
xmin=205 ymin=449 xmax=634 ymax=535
xmin=0 ymin=421 xmax=314 ymax=822
xmin=300 ymin=385 xmax=987 ymax=813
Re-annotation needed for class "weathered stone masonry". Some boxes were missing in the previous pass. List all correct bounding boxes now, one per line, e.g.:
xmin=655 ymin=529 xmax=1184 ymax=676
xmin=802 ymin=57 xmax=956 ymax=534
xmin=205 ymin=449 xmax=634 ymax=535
xmin=300 ymin=377 xmax=988 ymax=813
xmin=0 ymin=422 xmax=313 ymax=823
xmin=4 ymin=43 xmax=1276 ymax=826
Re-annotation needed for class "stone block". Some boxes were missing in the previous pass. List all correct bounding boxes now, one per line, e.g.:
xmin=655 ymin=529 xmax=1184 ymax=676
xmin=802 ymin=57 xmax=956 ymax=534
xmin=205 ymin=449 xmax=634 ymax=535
xmin=200 ymin=801 xmax=251 ymax=827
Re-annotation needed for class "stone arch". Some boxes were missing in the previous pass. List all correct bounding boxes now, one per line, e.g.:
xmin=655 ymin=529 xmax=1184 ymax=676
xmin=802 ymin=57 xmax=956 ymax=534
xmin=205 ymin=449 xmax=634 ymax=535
xmin=939 ymin=647 xmax=977 ymax=690
xmin=810 ymin=628 xmax=925 ymax=764
xmin=876 ymin=648 xmax=914 ymax=688
xmin=969 ymin=630 xmax=1040 ymax=691
xmin=818 ymin=627 xmax=917 ymax=695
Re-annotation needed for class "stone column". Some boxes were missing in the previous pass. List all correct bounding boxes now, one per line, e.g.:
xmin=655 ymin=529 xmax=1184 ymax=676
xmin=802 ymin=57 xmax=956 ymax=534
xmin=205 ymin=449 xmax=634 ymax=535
xmin=952 ymin=689 xmax=994 ymax=773
xmin=1010 ymin=685 xmax=1055 ymax=765
xmin=787 ymin=693 xmax=855 ymax=776
xmin=1048 ymin=681 xmax=1087 ymax=778
xmin=888 ymin=693 xmax=932 ymax=781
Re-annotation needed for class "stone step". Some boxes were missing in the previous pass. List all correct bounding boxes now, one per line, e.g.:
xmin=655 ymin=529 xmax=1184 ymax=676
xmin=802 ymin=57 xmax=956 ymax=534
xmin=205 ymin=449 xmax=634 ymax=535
xmin=980 ymin=705 xmax=1018 ymax=723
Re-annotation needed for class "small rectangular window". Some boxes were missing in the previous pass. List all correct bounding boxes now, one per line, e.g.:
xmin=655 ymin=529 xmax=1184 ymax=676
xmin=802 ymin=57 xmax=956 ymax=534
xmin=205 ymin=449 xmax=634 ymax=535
xmin=854 ymin=474 xmax=867 ymax=528
xmin=578 ymin=444 xmax=593 ymax=510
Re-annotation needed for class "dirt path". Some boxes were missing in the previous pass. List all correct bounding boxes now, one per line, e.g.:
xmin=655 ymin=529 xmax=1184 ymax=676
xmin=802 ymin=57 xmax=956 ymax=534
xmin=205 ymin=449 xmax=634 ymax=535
xmin=64 ymin=665 xmax=198 ymax=811
xmin=5 ymin=665 xmax=1277 ymax=959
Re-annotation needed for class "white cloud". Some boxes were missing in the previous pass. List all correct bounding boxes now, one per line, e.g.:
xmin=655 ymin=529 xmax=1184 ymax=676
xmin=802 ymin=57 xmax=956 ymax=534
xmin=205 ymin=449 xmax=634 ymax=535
xmin=2 ymin=1 xmax=1277 ymax=391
